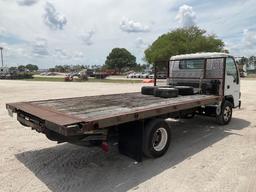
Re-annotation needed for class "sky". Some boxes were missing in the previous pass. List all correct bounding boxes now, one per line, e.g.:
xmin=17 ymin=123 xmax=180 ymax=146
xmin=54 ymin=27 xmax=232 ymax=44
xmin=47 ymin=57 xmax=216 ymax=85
xmin=0 ymin=0 xmax=256 ymax=68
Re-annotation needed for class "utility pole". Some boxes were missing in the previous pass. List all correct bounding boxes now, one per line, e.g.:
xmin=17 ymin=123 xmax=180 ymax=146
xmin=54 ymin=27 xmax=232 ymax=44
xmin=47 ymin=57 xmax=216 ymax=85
xmin=0 ymin=47 xmax=3 ymax=67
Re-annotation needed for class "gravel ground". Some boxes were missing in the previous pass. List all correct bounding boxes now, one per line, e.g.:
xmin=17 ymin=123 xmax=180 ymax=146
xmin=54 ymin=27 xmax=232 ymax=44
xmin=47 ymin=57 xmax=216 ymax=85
xmin=0 ymin=80 xmax=255 ymax=192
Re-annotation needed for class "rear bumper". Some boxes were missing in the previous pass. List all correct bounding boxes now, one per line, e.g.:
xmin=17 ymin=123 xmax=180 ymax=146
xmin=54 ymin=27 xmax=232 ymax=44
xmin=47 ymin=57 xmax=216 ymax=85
xmin=6 ymin=104 xmax=94 ymax=137
xmin=15 ymin=110 xmax=107 ymax=142
xmin=6 ymin=102 xmax=96 ymax=136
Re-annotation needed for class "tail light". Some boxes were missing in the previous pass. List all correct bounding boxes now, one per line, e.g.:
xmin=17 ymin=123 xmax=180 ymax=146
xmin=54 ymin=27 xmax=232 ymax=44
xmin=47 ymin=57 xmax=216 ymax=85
xmin=101 ymin=142 xmax=109 ymax=153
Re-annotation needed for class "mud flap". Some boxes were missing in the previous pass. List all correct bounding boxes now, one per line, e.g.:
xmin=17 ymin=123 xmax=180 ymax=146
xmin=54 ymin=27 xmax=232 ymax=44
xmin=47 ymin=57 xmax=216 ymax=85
xmin=118 ymin=121 xmax=144 ymax=162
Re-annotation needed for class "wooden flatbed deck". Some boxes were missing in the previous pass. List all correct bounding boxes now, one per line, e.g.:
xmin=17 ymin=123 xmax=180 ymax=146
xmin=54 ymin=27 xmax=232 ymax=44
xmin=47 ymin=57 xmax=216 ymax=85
xmin=6 ymin=93 xmax=220 ymax=136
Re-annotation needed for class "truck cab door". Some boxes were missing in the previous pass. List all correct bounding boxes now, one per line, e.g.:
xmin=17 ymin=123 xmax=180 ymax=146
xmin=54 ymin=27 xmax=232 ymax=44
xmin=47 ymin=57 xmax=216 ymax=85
xmin=225 ymin=57 xmax=240 ymax=107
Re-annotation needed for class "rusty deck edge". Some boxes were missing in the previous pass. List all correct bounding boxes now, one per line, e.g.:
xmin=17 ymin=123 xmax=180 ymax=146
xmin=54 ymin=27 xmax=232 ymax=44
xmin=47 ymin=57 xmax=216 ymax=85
xmin=87 ymin=95 xmax=221 ymax=129
xmin=6 ymin=95 xmax=221 ymax=136
xmin=6 ymin=102 xmax=84 ymax=126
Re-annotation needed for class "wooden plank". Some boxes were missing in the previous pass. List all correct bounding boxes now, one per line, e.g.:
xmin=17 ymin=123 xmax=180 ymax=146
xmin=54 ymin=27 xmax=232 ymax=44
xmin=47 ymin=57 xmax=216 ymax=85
xmin=31 ymin=92 xmax=208 ymax=115
xmin=7 ymin=93 xmax=221 ymax=133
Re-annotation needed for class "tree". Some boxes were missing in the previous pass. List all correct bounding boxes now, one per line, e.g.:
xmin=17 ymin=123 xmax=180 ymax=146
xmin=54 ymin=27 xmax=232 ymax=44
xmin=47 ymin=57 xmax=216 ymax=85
xmin=63 ymin=65 xmax=71 ymax=72
xmin=48 ymin=68 xmax=55 ymax=72
xmin=18 ymin=65 xmax=26 ymax=72
xmin=54 ymin=65 xmax=65 ymax=72
xmin=131 ymin=63 xmax=148 ymax=72
xmin=26 ymin=64 xmax=38 ymax=72
xmin=248 ymin=56 xmax=256 ymax=65
xmin=237 ymin=57 xmax=248 ymax=66
xmin=105 ymin=48 xmax=137 ymax=73
xmin=9 ymin=67 xmax=17 ymax=74
xmin=71 ymin=65 xmax=85 ymax=72
xmin=144 ymin=26 xmax=225 ymax=67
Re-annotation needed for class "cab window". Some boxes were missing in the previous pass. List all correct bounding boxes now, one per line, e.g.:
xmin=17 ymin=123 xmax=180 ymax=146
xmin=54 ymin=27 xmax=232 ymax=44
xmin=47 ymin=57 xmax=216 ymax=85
xmin=179 ymin=59 xmax=204 ymax=69
xmin=226 ymin=57 xmax=238 ymax=83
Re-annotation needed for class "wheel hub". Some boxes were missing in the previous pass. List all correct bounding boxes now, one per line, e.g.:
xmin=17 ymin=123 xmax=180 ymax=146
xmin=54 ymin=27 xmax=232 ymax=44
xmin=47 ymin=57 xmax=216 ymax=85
xmin=152 ymin=128 xmax=168 ymax=151
xmin=223 ymin=106 xmax=231 ymax=121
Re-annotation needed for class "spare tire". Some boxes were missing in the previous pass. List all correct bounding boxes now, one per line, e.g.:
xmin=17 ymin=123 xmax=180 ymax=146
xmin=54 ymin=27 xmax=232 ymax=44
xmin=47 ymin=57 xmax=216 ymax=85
xmin=154 ymin=88 xmax=178 ymax=98
xmin=141 ymin=86 xmax=156 ymax=95
xmin=174 ymin=86 xmax=194 ymax=96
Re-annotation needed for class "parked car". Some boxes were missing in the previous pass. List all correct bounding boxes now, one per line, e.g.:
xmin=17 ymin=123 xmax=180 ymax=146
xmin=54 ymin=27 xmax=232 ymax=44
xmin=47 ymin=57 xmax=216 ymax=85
xmin=127 ymin=73 xmax=135 ymax=78
xmin=40 ymin=72 xmax=47 ymax=76
xmin=141 ymin=73 xmax=150 ymax=79
xmin=157 ymin=72 xmax=167 ymax=79
xmin=132 ymin=73 xmax=141 ymax=78
xmin=239 ymin=70 xmax=247 ymax=77
xmin=149 ymin=74 xmax=154 ymax=79
xmin=148 ymin=73 xmax=167 ymax=79
xmin=46 ymin=72 xmax=57 ymax=76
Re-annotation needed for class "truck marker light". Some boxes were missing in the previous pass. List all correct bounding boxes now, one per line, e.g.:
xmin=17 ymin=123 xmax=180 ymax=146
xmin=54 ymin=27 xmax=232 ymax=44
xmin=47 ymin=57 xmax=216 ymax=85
xmin=101 ymin=142 xmax=109 ymax=153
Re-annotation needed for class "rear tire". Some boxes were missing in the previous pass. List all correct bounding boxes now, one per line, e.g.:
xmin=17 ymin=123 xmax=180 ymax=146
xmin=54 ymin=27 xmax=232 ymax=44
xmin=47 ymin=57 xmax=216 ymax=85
xmin=143 ymin=119 xmax=171 ymax=158
xmin=216 ymin=101 xmax=233 ymax=125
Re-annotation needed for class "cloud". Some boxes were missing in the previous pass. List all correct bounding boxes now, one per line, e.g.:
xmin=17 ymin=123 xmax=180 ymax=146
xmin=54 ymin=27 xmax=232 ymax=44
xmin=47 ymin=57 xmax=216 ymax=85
xmin=74 ymin=51 xmax=84 ymax=58
xmin=120 ymin=17 xmax=150 ymax=33
xmin=73 ymin=51 xmax=85 ymax=61
xmin=43 ymin=2 xmax=67 ymax=30
xmin=243 ymin=29 xmax=256 ymax=48
xmin=135 ymin=37 xmax=148 ymax=49
xmin=16 ymin=0 xmax=39 ymax=6
xmin=1 ymin=0 xmax=256 ymax=67
xmin=80 ymin=30 xmax=95 ymax=46
xmin=0 ymin=27 xmax=8 ymax=37
xmin=225 ymin=29 xmax=256 ymax=56
xmin=32 ymin=38 xmax=49 ymax=56
xmin=54 ymin=48 xmax=68 ymax=58
xmin=0 ymin=27 xmax=27 ymax=45
xmin=176 ymin=4 xmax=196 ymax=27
xmin=0 ymin=42 xmax=30 ymax=59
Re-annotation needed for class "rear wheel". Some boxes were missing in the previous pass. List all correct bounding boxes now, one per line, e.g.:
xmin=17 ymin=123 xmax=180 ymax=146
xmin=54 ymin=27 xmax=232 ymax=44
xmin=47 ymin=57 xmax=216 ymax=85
xmin=216 ymin=101 xmax=233 ymax=125
xmin=143 ymin=119 xmax=171 ymax=158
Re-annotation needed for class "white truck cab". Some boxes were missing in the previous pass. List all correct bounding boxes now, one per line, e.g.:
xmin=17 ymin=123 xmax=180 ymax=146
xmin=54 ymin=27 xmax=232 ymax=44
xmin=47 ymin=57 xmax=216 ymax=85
xmin=169 ymin=52 xmax=241 ymax=124
xmin=225 ymin=57 xmax=240 ymax=107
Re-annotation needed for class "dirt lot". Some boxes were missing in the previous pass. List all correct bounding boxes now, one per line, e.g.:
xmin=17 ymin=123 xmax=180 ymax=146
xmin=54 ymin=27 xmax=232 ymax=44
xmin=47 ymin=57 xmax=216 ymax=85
xmin=0 ymin=80 xmax=256 ymax=192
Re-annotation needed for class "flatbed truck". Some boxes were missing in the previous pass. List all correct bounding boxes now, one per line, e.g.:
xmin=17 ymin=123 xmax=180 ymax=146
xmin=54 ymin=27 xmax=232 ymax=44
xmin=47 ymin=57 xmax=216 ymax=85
xmin=6 ymin=53 xmax=241 ymax=161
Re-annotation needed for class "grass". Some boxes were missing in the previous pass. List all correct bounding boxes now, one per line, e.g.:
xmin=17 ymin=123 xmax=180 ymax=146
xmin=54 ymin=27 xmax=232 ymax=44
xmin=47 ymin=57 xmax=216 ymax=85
xmin=246 ymin=73 xmax=256 ymax=78
xmin=24 ymin=76 xmax=64 ymax=82
xmin=23 ymin=76 xmax=142 ymax=83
